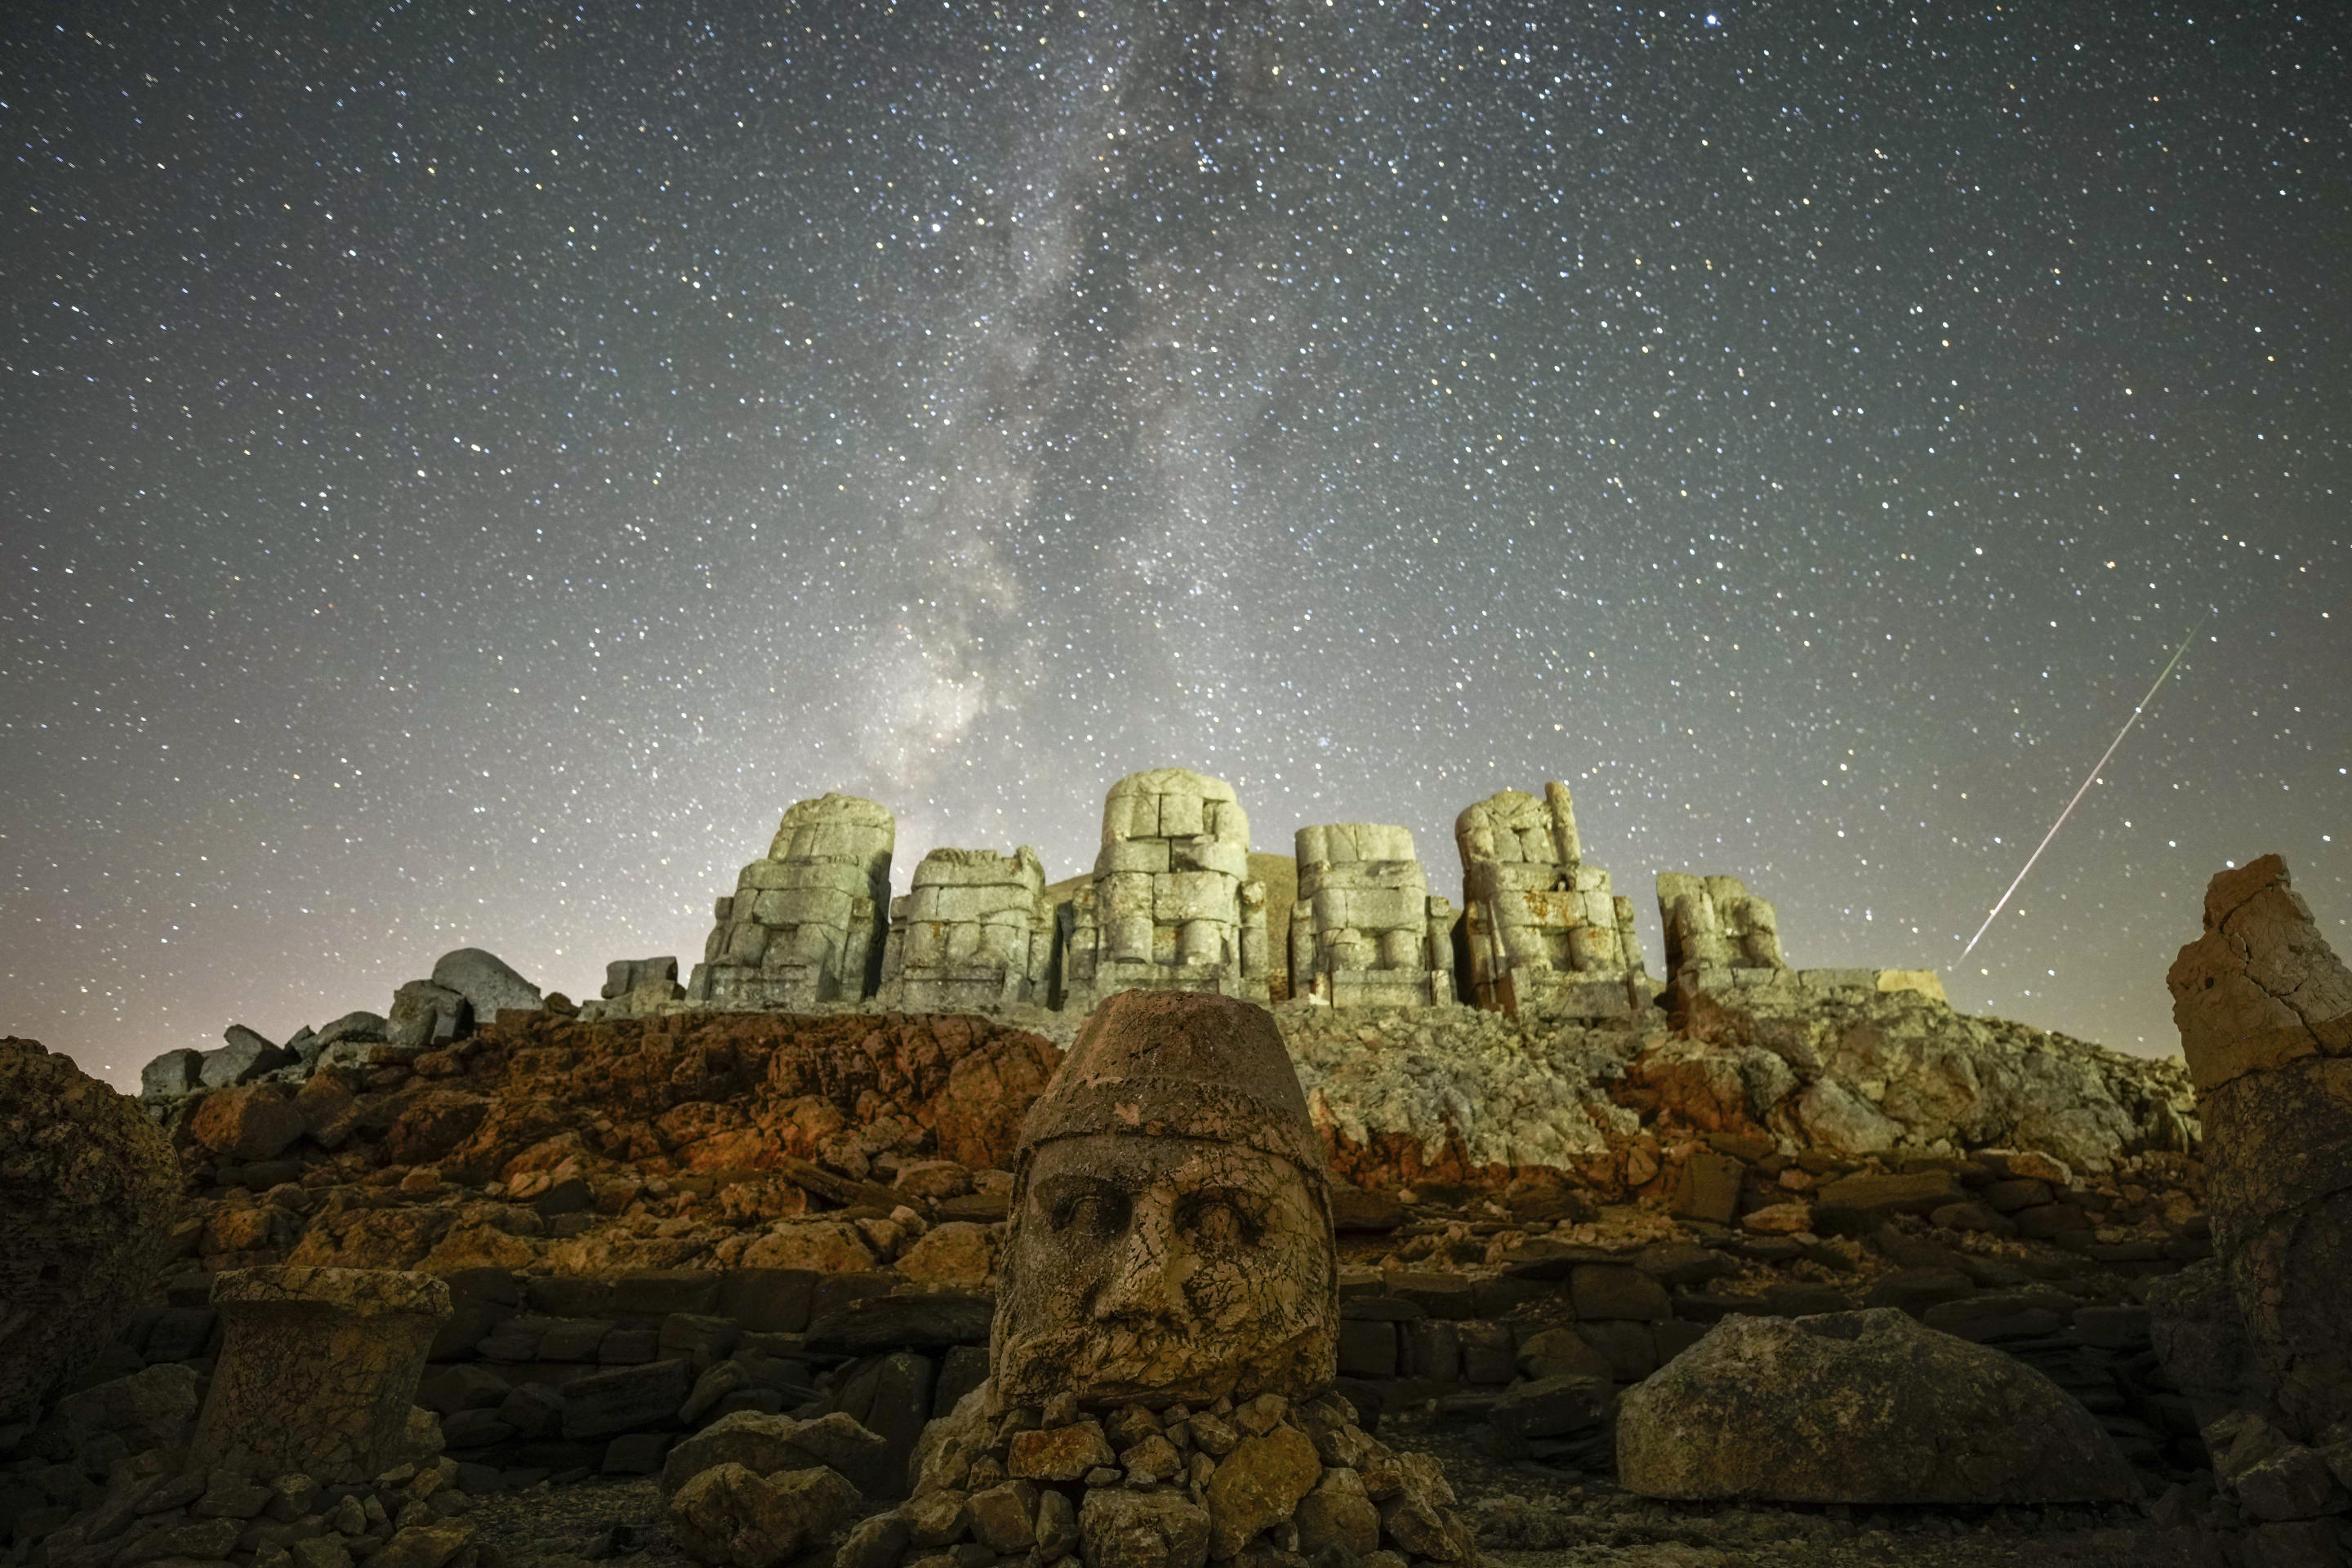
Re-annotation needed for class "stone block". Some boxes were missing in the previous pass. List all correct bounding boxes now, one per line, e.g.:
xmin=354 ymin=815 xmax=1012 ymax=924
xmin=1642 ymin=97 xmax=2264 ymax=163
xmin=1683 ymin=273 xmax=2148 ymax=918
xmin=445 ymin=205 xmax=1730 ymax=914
xmin=1156 ymin=871 xmax=1237 ymax=925
xmin=1169 ymin=837 xmax=1249 ymax=878
xmin=1570 ymin=1265 xmax=1669 ymax=1322
xmin=612 ymin=1272 xmax=720 ymax=1318
xmin=716 ymin=1270 xmax=815 ymax=1334
xmin=1336 ymin=1321 xmax=1397 ymax=1379
xmin=1099 ymin=838 xmax=1170 ymax=875
xmin=189 ymin=1267 xmax=452 ymax=1483
xmin=559 ymin=1358 xmax=694 ymax=1440
xmin=1668 ymin=1152 xmax=1745 ymax=1226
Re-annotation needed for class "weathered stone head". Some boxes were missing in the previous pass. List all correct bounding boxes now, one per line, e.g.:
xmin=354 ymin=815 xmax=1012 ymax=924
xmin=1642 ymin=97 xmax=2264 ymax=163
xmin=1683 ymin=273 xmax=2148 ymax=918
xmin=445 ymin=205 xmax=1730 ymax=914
xmin=992 ymin=990 xmax=1336 ymax=1411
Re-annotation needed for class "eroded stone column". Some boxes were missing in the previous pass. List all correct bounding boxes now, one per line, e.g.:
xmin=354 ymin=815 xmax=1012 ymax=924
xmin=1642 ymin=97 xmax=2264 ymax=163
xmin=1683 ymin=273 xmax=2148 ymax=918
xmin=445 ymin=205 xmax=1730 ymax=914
xmin=190 ymin=1266 xmax=451 ymax=1481
xmin=2167 ymin=853 xmax=2352 ymax=1437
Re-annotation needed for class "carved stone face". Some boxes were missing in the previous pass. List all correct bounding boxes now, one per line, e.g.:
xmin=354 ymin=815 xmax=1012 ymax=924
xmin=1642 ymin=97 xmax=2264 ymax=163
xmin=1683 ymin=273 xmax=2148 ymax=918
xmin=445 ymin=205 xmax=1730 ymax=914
xmin=994 ymin=1131 xmax=1335 ymax=1410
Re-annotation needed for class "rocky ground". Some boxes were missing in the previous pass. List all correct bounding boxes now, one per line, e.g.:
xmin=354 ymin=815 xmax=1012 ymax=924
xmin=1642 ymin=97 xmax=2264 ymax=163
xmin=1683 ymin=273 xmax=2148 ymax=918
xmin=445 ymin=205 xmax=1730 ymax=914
xmin=0 ymin=974 xmax=2281 ymax=1568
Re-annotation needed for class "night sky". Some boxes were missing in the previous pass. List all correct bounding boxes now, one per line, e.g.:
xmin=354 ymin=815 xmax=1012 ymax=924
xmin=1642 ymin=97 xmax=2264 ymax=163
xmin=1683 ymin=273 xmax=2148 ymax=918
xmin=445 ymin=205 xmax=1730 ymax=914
xmin=6 ymin=2 xmax=2346 ymax=1089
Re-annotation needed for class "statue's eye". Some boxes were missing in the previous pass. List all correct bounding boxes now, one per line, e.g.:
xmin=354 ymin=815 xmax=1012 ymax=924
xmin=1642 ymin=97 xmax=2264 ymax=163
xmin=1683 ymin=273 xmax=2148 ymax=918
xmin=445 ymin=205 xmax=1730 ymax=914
xmin=1180 ymin=1195 xmax=1254 ymax=1250
xmin=1050 ymin=1187 xmax=1129 ymax=1238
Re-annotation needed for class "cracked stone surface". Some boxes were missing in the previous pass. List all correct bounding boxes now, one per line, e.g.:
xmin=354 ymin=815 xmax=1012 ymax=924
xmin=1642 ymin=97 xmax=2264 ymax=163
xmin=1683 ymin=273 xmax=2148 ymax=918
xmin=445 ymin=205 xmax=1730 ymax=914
xmin=189 ymin=1265 xmax=452 ymax=1481
xmin=2167 ymin=853 xmax=2352 ymax=1437
xmin=994 ymin=990 xmax=1336 ymax=1410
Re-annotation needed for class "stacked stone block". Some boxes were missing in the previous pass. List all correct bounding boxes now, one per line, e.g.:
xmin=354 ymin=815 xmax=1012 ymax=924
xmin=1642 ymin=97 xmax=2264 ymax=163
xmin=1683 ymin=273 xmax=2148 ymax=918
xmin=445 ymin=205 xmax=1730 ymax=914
xmin=1058 ymin=768 xmax=1270 ymax=1012
xmin=1454 ymin=782 xmax=1647 ymax=1018
xmin=875 ymin=847 xmax=1056 ymax=1013
xmin=687 ymin=794 xmax=894 ymax=1009
xmin=1289 ymin=823 xmax=1456 ymax=1008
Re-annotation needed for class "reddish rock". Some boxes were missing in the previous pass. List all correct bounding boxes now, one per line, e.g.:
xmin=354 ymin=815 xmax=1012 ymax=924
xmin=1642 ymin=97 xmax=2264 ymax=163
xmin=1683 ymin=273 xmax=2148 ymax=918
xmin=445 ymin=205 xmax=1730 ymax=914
xmin=287 ymin=1207 xmax=455 ymax=1270
xmin=190 ymin=1085 xmax=309 ymax=1162
xmin=383 ymin=1089 xmax=492 ymax=1166
xmin=0 ymin=1038 xmax=178 ymax=1422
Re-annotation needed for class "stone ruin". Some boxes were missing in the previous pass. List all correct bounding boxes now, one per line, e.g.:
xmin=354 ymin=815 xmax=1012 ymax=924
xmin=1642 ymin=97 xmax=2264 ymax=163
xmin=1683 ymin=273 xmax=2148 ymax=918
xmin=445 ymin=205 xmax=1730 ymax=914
xmin=1289 ymin=824 xmax=1455 ymax=1008
xmin=875 ymin=846 xmax=1057 ymax=1012
xmin=636 ymin=770 xmax=1970 ymax=1024
xmin=1453 ymin=783 xmax=1647 ymax=1019
xmin=857 ymin=989 xmax=1476 ymax=1568
xmin=688 ymin=793 xmax=895 ymax=1009
xmin=1057 ymin=769 xmax=1272 ymax=1015
xmin=190 ymin=1266 xmax=451 ymax=1483
xmin=1655 ymin=872 xmax=1786 ymax=999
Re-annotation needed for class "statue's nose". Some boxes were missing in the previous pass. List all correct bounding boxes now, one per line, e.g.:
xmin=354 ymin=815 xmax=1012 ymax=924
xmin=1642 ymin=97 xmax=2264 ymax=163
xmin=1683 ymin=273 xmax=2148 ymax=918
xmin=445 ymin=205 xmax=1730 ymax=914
xmin=1093 ymin=1200 xmax=1187 ymax=1321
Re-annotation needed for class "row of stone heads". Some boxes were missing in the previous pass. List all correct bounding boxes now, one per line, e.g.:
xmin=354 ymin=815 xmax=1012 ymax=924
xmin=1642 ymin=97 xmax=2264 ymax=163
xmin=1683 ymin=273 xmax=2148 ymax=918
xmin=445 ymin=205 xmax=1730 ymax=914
xmin=677 ymin=769 xmax=1808 ymax=1018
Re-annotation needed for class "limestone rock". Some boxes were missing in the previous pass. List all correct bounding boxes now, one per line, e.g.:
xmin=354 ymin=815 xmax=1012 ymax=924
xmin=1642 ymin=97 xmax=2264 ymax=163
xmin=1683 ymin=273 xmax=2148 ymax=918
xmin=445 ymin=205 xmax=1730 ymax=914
xmin=140 ymin=1049 xmax=206 ymax=1101
xmin=1076 ymin=1487 xmax=1211 ymax=1568
xmin=1657 ymin=873 xmax=1788 ymax=1009
xmin=386 ymin=981 xmax=470 ymax=1052
xmin=203 ymin=1025 xmax=291 ymax=1088
xmin=370 ymin=1521 xmax=474 ymax=1568
xmin=46 ymin=1362 xmax=200 ymax=1454
xmin=1202 ymin=1427 xmax=1319 ymax=1557
xmin=2168 ymin=853 xmax=2352 ymax=1437
xmin=430 ymin=948 xmax=543 ymax=1022
xmin=1283 ymin=1006 xmax=1640 ymax=1182
xmin=1454 ymin=782 xmax=1646 ymax=1019
xmin=1290 ymin=823 xmax=1454 ymax=1009
xmin=1616 ymin=1308 xmax=2139 ymax=1504
xmin=0 ymin=1038 xmax=178 ymax=1423
xmin=668 ymin=1461 xmax=861 ymax=1568
xmin=1682 ymin=973 xmax=2198 ymax=1174
xmin=661 ymin=1410 xmax=857 ymax=1499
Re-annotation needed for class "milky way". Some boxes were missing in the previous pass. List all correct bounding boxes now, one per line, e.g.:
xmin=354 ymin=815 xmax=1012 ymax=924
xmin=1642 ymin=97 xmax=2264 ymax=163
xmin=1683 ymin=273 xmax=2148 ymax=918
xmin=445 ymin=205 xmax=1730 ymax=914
xmin=5 ymin=2 xmax=2345 ymax=1085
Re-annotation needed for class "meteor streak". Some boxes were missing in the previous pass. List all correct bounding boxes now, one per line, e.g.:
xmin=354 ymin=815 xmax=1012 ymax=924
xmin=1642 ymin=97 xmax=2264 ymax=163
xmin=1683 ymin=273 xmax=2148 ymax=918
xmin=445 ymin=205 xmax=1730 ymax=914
xmin=1959 ymin=616 xmax=2211 ymax=960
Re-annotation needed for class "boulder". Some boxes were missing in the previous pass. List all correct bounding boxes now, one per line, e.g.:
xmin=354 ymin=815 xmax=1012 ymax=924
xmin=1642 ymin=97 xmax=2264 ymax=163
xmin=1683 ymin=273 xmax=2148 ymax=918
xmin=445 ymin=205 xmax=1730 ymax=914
xmin=203 ymin=1026 xmax=292 ymax=1088
xmin=430 ymin=948 xmax=543 ymax=1021
xmin=666 ymin=1461 xmax=860 ymax=1568
xmin=1201 ymin=1427 xmax=1319 ymax=1557
xmin=313 ymin=1012 xmax=390 ymax=1049
xmin=561 ymin=1357 xmax=695 ymax=1440
xmin=140 ymin=1049 xmax=206 ymax=1100
xmin=189 ymin=1084 xmax=309 ymax=1162
xmin=1078 ymin=1487 xmax=1211 ymax=1568
xmin=659 ymin=1410 xmax=858 ymax=1500
xmin=1615 ymin=1308 xmax=2138 ymax=1503
xmin=0 ymin=1038 xmax=179 ymax=1423
xmin=388 ymin=980 xmax=470 ymax=1050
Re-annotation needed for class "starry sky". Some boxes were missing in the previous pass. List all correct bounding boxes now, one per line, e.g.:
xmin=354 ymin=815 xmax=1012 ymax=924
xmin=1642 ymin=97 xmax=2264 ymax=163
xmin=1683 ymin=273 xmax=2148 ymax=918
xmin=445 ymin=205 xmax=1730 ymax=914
xmin=6 ymin=2 xmax=2346 ymax=1089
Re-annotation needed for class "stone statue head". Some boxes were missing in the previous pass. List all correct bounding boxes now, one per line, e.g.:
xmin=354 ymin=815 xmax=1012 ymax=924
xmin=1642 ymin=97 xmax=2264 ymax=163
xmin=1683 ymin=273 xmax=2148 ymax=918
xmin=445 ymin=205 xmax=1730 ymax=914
xmin=992 ymin=990 xmax=1337 ymax=1411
